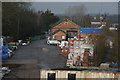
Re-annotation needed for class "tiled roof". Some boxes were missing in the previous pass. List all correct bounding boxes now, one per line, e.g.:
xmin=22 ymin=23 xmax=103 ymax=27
xmin=50 ymin=17 xmax=80 ymax=28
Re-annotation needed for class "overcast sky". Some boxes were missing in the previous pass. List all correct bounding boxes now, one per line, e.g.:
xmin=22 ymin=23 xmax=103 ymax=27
xmin=31 ymin=2 xmax=118 ymax=15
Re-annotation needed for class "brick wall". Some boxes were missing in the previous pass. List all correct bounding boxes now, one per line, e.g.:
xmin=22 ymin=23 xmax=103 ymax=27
xmin=50 ymin=20 xmax=80 ymax=40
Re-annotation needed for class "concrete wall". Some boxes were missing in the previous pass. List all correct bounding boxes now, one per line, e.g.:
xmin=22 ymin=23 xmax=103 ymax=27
xmin=40 ymin=69 xmax=119 ymax=79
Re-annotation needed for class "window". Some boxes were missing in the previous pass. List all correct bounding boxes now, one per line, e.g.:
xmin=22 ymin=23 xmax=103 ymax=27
xmin=67 ymin=31 xmax=77 ymax=38
xmin=48 ymin=73 xmax=56 ymax=80
xmin=62 ymin=35 xmax=65 ymax=39
xmin=68 ymin=73 xmax=76 ymax=80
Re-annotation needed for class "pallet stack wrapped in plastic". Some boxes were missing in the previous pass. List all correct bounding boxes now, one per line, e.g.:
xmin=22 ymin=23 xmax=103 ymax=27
xmin=66 ymin=37 xmax=95 ymax=67
xmin=60 ymin=41 xmax=69 ymax=57
xmin=66 ymin=38 xmax=74 ymax=66
xmin=2 ymin=46 xmax=9 ymax=60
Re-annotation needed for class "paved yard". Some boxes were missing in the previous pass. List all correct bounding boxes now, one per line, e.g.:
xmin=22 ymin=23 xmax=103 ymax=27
xmin=2 ymin=39 xmax=67 ymax=78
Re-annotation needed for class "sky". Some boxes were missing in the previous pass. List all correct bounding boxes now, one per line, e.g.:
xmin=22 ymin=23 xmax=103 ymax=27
xmin=31 ymin=2 xmax=118 ymax=15
xmin=1 ymin=0 xmax=119 ymax=2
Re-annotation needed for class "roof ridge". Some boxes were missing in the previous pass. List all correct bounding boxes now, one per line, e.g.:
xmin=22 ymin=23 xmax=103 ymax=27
xmin=50 ymin=17 xmax=80 ymax=28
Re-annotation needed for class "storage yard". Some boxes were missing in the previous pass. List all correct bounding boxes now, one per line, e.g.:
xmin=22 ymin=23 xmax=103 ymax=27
xmin=2 ymin=39 xmax=67 ymax=78
xmin=1 ymin=2 xmax=119 ymax=79
xmin=1 ymin=18 xmax=119 ymax=79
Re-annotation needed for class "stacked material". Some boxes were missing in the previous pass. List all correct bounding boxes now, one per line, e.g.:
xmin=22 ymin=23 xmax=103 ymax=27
xmin=63 ymin=38 xmax=95 ymax=67
xmin=60 ymin=41 xmax=69 ymax=57
xmin=2 ymin=46 xmax=9 ymax=60
xmin=61 ymin=47 xmax=69 ymax=57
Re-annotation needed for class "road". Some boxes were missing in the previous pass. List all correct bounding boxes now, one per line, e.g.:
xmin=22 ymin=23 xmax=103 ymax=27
xmin=2 ymin=39 xmax=67 ymax=78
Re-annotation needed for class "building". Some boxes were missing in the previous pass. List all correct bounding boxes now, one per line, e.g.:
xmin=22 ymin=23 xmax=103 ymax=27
xmin=80 ymin=28 xmax=102 ymax=37
xmin=40 ymin=69 xmax=119 ymax=79
xmin=50 ymin=18 xmax=80 ymax=41
xmin=91 ymin=16 xmax=106 ymax=28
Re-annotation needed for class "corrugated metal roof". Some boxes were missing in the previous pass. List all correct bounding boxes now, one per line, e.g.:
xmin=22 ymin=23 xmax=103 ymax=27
xmin=80 ymin=28 xmax=102 ymax=34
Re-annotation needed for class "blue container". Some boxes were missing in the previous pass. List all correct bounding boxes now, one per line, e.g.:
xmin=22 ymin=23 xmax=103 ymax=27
xmin=2 ymin=53 xmax=9 ymax=60
xmin=2 ymin=46 xmax=8 ymax=49
xmin=80 ymin=28 xmax=102 ymax=34
xmin=2 ymin=46 xmax=8 ymax=53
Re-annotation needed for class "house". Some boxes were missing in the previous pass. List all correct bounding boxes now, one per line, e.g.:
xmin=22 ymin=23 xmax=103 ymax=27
xmin=91 ymin=16 xmax=106 ymax=28
xmin=50 ymin=18 xmax=80 ymax=41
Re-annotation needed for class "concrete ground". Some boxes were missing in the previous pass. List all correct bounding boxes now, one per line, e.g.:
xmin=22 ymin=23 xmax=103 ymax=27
xmin=2 ymin=39 xmax=67 ymax=78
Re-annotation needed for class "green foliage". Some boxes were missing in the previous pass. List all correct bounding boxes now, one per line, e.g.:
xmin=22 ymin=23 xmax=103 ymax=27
xmin=2 ymin=2 xmax=36 ymax=40
xmin=2 ymin=3 xmax=59 ymax=40
xmin=37 ymin=9 xmax=59 ymax=34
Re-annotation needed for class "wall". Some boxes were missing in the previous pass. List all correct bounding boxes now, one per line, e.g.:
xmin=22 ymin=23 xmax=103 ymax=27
xmin=50 ymin=20 xmax=80 ymax=40
xmin=40 ymin=69 xmax=119 ymax=79
xmin=50 ymin=29 xmax=80 ymax=40
xmin=54 ymin=31 xmax=66 ymax=41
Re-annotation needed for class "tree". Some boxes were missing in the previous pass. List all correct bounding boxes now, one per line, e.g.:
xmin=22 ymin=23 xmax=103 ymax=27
xmin=94 ymin=26 xmax=118 ymax=66
xmin=65 ymin=5 xmax=88 ymax=26
xmin=2 ymin=2 xmax=37 ymax=40
xmin=37 ymin=9 xmax=59 ymax=34
xmin=3 ymin=3 xmax=59 ymax=40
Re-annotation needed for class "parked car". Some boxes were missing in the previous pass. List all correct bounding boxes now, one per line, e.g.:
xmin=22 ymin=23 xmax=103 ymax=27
xmin=8 ymin=42 xmax=17 ymax=51
xmin=47 ymin=40 xmax=60 ymax=45
xmin=22 ymin=39 xmax=30 ymax=46
xmin=22 ymin=43 xmax=27 ymax=46
xmin=8 ymin=49 xmax=13 ymax=57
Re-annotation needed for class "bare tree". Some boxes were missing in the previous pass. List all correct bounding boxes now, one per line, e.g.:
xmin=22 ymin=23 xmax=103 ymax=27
xmin=65 ymin=4 xmax=87 ymax=25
